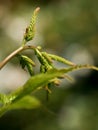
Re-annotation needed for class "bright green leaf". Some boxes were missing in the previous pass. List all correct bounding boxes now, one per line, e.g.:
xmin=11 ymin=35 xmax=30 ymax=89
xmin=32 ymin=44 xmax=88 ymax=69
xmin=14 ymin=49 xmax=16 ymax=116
xmin=8 ymin=66 xmax=98 ymax=103
xmin=0 ymin=66 xmax=98 ymax=117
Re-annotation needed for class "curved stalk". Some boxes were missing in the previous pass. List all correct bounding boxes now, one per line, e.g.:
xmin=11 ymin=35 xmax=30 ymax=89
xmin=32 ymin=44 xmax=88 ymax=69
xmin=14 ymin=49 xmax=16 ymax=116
xmin=0 ymin=45 xmax=36 ymax=70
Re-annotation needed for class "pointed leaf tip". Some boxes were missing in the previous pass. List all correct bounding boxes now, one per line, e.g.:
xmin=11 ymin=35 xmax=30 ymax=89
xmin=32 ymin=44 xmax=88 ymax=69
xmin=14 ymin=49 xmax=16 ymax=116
xmin=23 ymin=7 xmax=40 ymax=44
xmin=35 ymin=7 xmax=40 ymax=13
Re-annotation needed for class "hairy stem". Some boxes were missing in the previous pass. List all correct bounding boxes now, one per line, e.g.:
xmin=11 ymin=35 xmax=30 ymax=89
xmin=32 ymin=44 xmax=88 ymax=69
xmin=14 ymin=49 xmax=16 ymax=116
xmin=0 ymin=45 xmax=36 ymax=70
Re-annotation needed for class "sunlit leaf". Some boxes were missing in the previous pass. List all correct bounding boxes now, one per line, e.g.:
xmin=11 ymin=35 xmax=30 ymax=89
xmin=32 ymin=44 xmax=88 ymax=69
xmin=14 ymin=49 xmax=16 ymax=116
xmin=0 ymin=66 xmax=98 ymax=117
xmin=8 ymin=65 xmax=98 ymax=102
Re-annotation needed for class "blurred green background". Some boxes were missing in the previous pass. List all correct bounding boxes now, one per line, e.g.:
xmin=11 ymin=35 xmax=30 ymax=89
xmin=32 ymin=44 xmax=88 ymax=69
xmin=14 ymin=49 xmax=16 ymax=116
xmin=0 ymin=0 xmax=98 ymax=130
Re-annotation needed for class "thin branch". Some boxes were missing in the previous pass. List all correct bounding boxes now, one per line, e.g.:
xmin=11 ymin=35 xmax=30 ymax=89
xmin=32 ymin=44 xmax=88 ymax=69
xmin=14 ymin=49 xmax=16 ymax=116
xmin=0 ymin=45 xmax=36 ymax=70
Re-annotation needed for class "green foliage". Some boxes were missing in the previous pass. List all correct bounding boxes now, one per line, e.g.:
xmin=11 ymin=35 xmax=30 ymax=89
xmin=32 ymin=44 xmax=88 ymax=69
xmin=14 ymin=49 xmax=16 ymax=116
xmin=0 ymin=7 xmax=98 ymax=118
xmin=17 ymin=54 xmax=35 ymax=76
xmin=9 ymin=96 xmax=41 ymax=110
xmin=42 ymin=52 xmax=76 ymax=66
xmin=23 ymin=7 xmax=40 ymax=45
xmin=35 ymin=48 xmax=53 ymax=73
